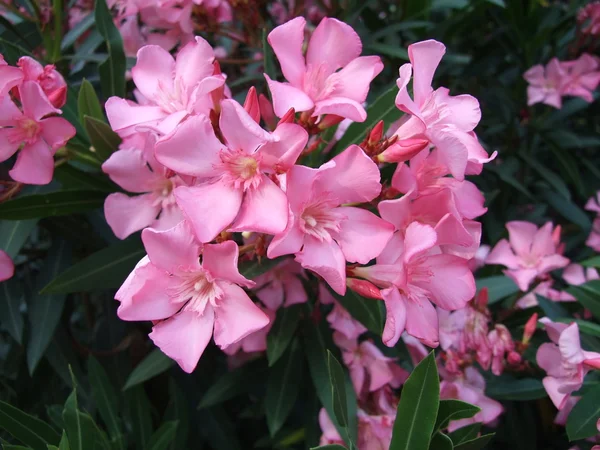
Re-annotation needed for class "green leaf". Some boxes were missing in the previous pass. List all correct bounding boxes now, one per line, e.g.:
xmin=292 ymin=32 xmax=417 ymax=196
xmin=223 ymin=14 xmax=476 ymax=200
xmin=332 ymin=288 xmax=384 ymax=334
xmin=582 ymin=256 xmax=600 ymax=268
xmin=475 ymin=276 xmax=519 ymax=304
xmin=239 ymin=256 xmax=285 ymax=280
xmin=2 ymin=445 xmax=34 ymax=449
xmin=569 ymin=281 xmax=600 ymax=321
xmin=366 ymin=43 xmax=409 ymax=60
xmin=485 ymin=377 xmax=546 ymax=401
xmin=389 ymin=351 xmax=440 ymax=450
xmin=266 ymin=341 xmax=304 ymax=436
xmin=58 ymin=432 xmax=69 ymax=450
xmin=520 ymin=153 xmax=571 ymax=200
xmin=27 ymin=239 xmax=72 ymax=374
xmin=335 ymin=84 xmax=401 ymax=154
xmin=267 ymin=304 xmax=302 ymax=366
xmin=448 ymin=424 xmax=480 ymax=445
xmin=566 ymin=382 xmax=600 ymax=440
xmin=429 ymin=432 xmax=454 ymax=450
xmin=262 ymin=27 xmax=276 ymax=82
xmin=311 ymin=446 xmax=347 ymax=450
xmin=123 ymin=348 xmax=174 ymax=391
xmin=54 ymin=164 xmax=117 ymax=192
xmin=0 ymin=401 xmax=60 ymax=450
xmin=327 ymin=351 xmax=349 ymax=429
xmin=536 ymin=294 xmax=568 ymax=321
xmin=147 ymin=421 xmax=178 ymax=450
xmin=83 ymin=116 xmax=121 ymax=162
xmin=62 ymin=391 xmax=82 ymax=450
xmin=198 ymin=360 xmax=266 ymax=409
xmin=197 ymin=407 xmax=242 ymax=450
xmin=165 ymin=380 xmax=188 ymax=450
xmin=0 ymin=190 xmax=105 ymax=220
xmin=0 ymin=217 xmax=38 ymax=259
xmin=61 ymin=13 xmax=94 ymax=50
xmin=124 ymin=387 xmax=153 ymax=450
xmin=94 ymin=0 xmax=126 ymax=98
xmin=87 ymin=356 xmax=122 ymax=447
xmin=454 ymin=434 xmax=494 ymax=450
xmin=41 ymin=237 xmax=145 ymax=294
xmin=434 ymin=400 xmax=480 ymax=433
xmin=540 ymin=188 xmax=591 ymax=231
xmin=77 ymin=80 xmax=105 ymax=124
xmin=0 ymin=278 xmax=24 ymax=344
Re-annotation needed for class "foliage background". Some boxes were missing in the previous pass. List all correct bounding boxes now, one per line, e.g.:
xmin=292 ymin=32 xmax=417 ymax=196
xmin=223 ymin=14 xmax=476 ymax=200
xmin=1 ymin=0 xmax=600 ymax=449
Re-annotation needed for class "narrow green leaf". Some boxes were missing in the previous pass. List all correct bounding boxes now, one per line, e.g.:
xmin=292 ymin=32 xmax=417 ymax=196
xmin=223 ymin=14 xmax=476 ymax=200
xmin=454 ymin=433 xmax=494 ymax=450
xmin=570 ymin=281 xmax=600 ymax=321
xmin=83 ymin=116 xmax=121 ymax=162
xmin=165 ymin=380 xmax=188 ymax=450
xmin=267 ymin=304 xmax=302 ymax=366
xmin=366 ymin=43 xmax=409 ymax=60
xmin=0 ymin=279 xmax=24 ymax=344
xmin=389 ymin=351 xmax=440 ymax=450
xmin=582 ymin=256 xmax=600 ymax=268
xmin=485 ymin=377 xmax=545 ymax=401
xmin=540 ymin=188 xmax=591 ymax=231
xmin=0 ymin=190 xmax=105 ymax=220
xmin=0 ymin=401 xmax=60 ymax=450
xmin=95 ymin=0 xmax=126 ymax=98
xmin=198 ymin=360 xmax=266 ymax=408
xmin=58 ymin=432 xmax=69 ymax=450
xmin=434 ymin=400 xmax=480 ymax=433
xmin=266 ymin=341 xmax=304 ymax=436
xmin=123 ymin=348 xmax=174 ymax=391
xmin=310 ymin=446 xmax=347 ymax=450
xmin=27 ymin=239 xmax=71 ymax=374
xmin=53 ymin=164 xmax=117 ymax=192
xmin=475 ymin=276 xmax=519 ymax=304
xmin=62 ymin=391 xmax=82 ymax=450
xmin=77 ymin=80 xmax=105 ymax=124
xmin=335 ymin=84 xmax=401 ymax=153
xmin=429 ymin=432 xmax=454 ymax=450
xmin=239 ymin=256 xmax=284 ymax=280
xmin=147 ymin=421 xmax=178 ymax=450
xmin=197 ymin=407 xmax=242 ymax=450
xmin=332 ymin=288 xmax=384 ymax=334
xmin=41 ymin=237 xmax=145 ymax=294
xmin=0 ymin=217 xmax=38 ymax=259
xmin=566 ymin=383 xmax=600 ymax=440
xmin=3 ymin=445 xmax=34 ymax=449
xmin=448 ymin=423 xmax=480 ymax=445
xmin=520 ymin=153 xmax=570 ymax=200
xmin=87 ymin=356 xmax=122 ymax=447
xmin=327 ymin=351 xmax=349 ymax=428
xmin=125 ymin=387 xmax=153 ymax=450
xmin=61 ymin=13 xmax=94 ymax=50
xmin=262 ymin=27 xmax=276 ymax=82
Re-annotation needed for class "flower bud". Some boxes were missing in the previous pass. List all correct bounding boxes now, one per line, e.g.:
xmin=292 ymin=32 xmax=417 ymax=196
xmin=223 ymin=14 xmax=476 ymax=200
xmin=377 ymin=138 xmax=429 ymax=163
xmin=523 ymin=312 xmax=538 ymax=344
xmin=346 ymin=278 xmax=383 ymax=300
xmin=318 ymin=114 xmax=344 ymax=130
xmin=277 ymin=107 xmax=296 ymax=125
xmin=259 ymin=94 xmax=276 ymax=130
xmin=507 ymin=351 xmax=522 ymax=365
xmin=243 ymin=86 xmax=260 ymax=123
xmin=367 ymin=120 xmax=384 ymax=145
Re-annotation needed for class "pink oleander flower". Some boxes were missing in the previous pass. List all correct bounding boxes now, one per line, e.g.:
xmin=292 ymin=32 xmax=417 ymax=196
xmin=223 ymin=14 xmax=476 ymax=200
xmin=440 ymin=366 xmax=503 ymax=432
xmin=524 ymin=59 xmax=565 ymax=109
xmin=393 ymin=40 xmax=495 ymax=180
xmin=334 ymin=332 xmax=397 ymax=395
xmin=266 ymin=16 xmax=383 ymax=121
xmin=0 ymin=81 xmax=75 ymax=184
xmin=115 ymin=221 xmax=270 ymax=372
xmin=17 ymin=57 xmax=67 ymax=108
xmin=357 ymin=411 xmax=394 ymax=450
xmin=102 ymin=136 xmax=185 ymax=239
xmin=158 ymin=99 xmax=308 ymax=242
xmin=252 ymin=259 xmax=308 ymax=310
xmin=222 ymin=306 xmax=275 ymax=356
xmin=579 ymin=1 xmax=600 ymax=35
xmin=537 ymin=318 xmax=600 ymax=409
xmin=0 ymin=55 xmax=24 ymax=97
xmin=486 ymin=221 xmax=570 ymax=291
xmin=106 ymin=37 xmax=224 ymax=137
xmin=0 ymin=250 xmax=14 ymax=281
xmin=437 ymin=308 xmax=467 ymax=351
xmin=563 ymin=263 xmax=600 ymax=286
xmin=353 ymin=221 xmax=475 ymax=348
xmin=515 ymin=279 xmax=574 ymax=309
xmin=267 ymin=145 xmax=394 ymax=295
xmin=327 ymin=301 xmax=368 ymax=340
xmin=487 ymin=324 xmax=514 ymax=376
xmin=560 ymin=53 xmax=600 ymax=103
xmin=318 ymin=409 xmax=345 ymax=447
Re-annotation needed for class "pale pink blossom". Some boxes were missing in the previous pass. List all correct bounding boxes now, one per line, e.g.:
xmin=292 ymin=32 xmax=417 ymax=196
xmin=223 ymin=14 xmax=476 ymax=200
xmin=106 ymin=37 xmax=224 ymax=136
xmin=537 ymin=318 xmax=600 ymax=409
xmin=267 ymin=145 xmax=394 ymax=295
xmin=563 ymin=263 xmax=600 ymax=286
xmin=252 ymin=259 xmax=308 ymax=310
xmin=0 ymin=55 xmax=23 ymax=97
xmin=515 ymin=280 xmax=574 ymax=309
xmin=102 ymin=136 xmax=185 ymax=239
xmin=327 ymin=301 xmax=367 ymax=340
xmin=318 ymin=409 xmax=345 ymax=447
xmin=587 ymin=219 xmax=600 ymax=252
xmin=0 ymin=81 xmax=75 ymax=184
xmin=17 ymin=57 xmax=67 ymax=108
xmin=353 ymin=222 xmax=475 ymax=347
xmin=560 ymin=54 xmax=600 ymax=103
xmin=0 ymin=250 xmax=14 ymax=281
xmin=116 ymin=221 xmax=270 ymax=372
xmin=486 ymin=221 xmax=570 ymax=291
xmin=579 ymin=1 xmax=600 ymax=35
xmin=222 ymin=306 xmax=275 ymax=355
xmin=440 ymin=366 xmax=503 ymax=432
xmin=266 ymin=17 xmax=383 ymax=121
xmin=487 ymin=324 xmax=514 ymax=376
xmin=357 ymin=411 xmax=394 ymax=450
xmin=393 ymin=40 xmax=495 ymax=180
xmin=161 ymin=100 xmax=308 ymax=242
xmin=524 ymin=59 xmax=566 ymax=109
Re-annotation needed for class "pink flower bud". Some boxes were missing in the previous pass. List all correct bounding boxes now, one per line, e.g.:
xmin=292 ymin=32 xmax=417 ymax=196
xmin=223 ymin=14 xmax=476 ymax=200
xmin=507 ymin=351 xmax=522 ymax=365
xmin=523 ymin=312 xmax=538 ymax=344
xmin=318 ymin=114 xmax=345 ymax=130
xmin=368 ymin=120 xmax=384 ymax=145
xmin=277 ymin=107 xmax=296 ymax=125
xmin=377 ymin=138 xmax=429 ymax=163
xmin=243 ymin=86 xmax=260 ymax=123
xmin=346 ymin=278 xmax=383 ymax=300
xmin=475 ymin=287 xmax=489 ymax=309
xmin=259 ymin=94 xmax=276 ymax=130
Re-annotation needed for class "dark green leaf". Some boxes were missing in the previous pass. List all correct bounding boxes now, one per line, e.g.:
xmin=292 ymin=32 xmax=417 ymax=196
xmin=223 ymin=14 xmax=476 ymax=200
xmin=566 ymin=382 xmax=600 ymax=440
xmin=123 ymin=348 xmax=174 ymax=391
xmin=239 ymin=256 xmax=285 ymax=280
xmin=0 ymin=190 xmax=105 ymax=220
xmin=197 ymin=407 xmax=242 ymax=450
xmin=58 ymin=431 xmax=69 ymax=450
xmin=540 ymin=189 xmax=591 ymax=231
xmin=582 ymin=256 xmax=600 ymax=268
xmin=454 ymin=434 xmax=494 ymax=450
xmin=475 ymin=276 xmax=519 ymax=304
xmin=165 ymin=380 xmax=188 ymax=450
xmin=448 ymin=423 xmax=480 ymax=445
xmin=61 ymin=13 xmax=94 ymax=50
xmin=335 ymin=84 xmax=401 ymax=153
xmin=147 ymin=421 xmax=178 ymax=450
xmin=366 ymin=43 xmax=409 ymax=60
xmin=125 ymin=387 xmax=153 ymax=450
xmin=429 ymin=432 xmax=454 ymax=450
xmin=27 ymin=239 xmax=71 ymax=374
xmin=87 ymin=356 xmax=122 ymax=447
xmin=0 ymin=401 xmax=60 ymax=450
xmin=569 ymin=281 xmax=600 ymax=321
xmin=327 ymin=351 xmax=349 ymax=428
xmin=485 ymin=377 xmax=546 ymax=401
xmin=41 ymin=237 xmax=144 ymax=294
xmin=95 ymin=0 xmax=126 ymax=98
xmin=78 ymin=80 xmax=105 ymax=124
xmin=434 ymin=400 xmax=480 ymax=433
xmin=267 ymin=304 xmax=302 ymax=366
xmin=54 ymin=164 xmax=117 ymax=192
xmin=0 ymin=279 xmax=24 ymax=344
xmin=0 ymin=218 xmax=38 ymax=259
xmin=83 ymin=116 xmax=121 ymax=162
xmin=332 ymin=288 xmax=384 ymax=334
xmin=266 ymin=341 xmax=304 ymax=436
xmin=198 ymin=360 xmax=265 ymax=408
xmin=520 ymin=153 xmax=570 ymax=200
xmin=390 ymin=351 xmax=440 ymax=450
xmin=536 ymin=294 xmax=569 ymax=321
xmin=310 ymin=446 xmax=347 ymax=450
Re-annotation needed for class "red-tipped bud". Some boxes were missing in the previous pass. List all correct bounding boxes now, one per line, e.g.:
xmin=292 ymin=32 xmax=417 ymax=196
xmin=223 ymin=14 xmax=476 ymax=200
xmin=259 ymin=94 xmax=276 ymax=130
xmin=377 ymin=138 xmax=429 ymax=163
xmin=552 ymin=224 xmax=562 ymax=246
xmin=475 ymin=287 xmax=489 ymax=309
xmin=243 ymin=87 xmax=260 ymax=124
xmin=507 ymin=351 xmax=522 ymax=365
xmin=346 ymin=278 xmax=383 ymax=300
xmin=584 ymin=357 xmax=600 ymax=370
xmin=368 ymin=120 xmax=385 ymax=145
xmin=277 ymin=107 xmax=296 ymax=126
xmin=318 ymin=114 xmax=344 ymax=130
xmin=523 ymin=312 xmax=538 ymax=344
xmin=210 ymin=61 xmax=225 ymax=113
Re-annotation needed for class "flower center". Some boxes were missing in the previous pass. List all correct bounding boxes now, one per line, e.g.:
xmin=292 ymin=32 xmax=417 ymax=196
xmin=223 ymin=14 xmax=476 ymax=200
xmin=299 ymin=196 xmax=345 ymax=241
xmin=8 ymin=117 xmax=41 ymax=145
xmin=154 ymin=78 xmax=188 ymax=114
xmin=152 ymin=177 xmax=179 ymax=209
xmin=219 ymin=148 xmax=262 ymax=190
xmin=303 ymin=63 xmax=337 ymax=101
xmin=168 ymin=269 xmax=223 ymax=315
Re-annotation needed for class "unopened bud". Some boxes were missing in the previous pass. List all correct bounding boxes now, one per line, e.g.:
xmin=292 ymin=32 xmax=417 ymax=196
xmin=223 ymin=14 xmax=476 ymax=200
xmin=277 ymin=107 xmax=296 ymax=126
xmin=475 ymin=287 xmax=489 ymax=309
xmin=523 ymin=312 xmax=538 ymax=344
xmin=552 ymin=224 xmax=562 ymax=246
xmin=368 ymin=120 xmax=384 ymax=145
xmin=259 ymin=94 xmax=276 ymax=130
xmin=318 ymin=114 xmax=344 ymax=130
xmin=377 ymin=138 xmax=429 ymax=163
xmin=211 ymin=61 xmax=225 ymax=112
xmin=346 ymin=278 xmax=383 ymax=300
xmin=243 ymin=87 xmax=260 ymax=124
xmin=507 ymin=351 xmax=522 ymax=365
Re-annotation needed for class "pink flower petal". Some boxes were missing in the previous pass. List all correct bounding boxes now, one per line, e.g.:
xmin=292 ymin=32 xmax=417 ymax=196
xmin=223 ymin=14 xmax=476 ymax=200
xmin=19 ymin=81 xmax=59 ymax=121
xmin=328 ymin=56 xmax=384 ymax=103
xmin=267 ymin=215 xmax=305 ymax=259
xmin=202 ymin=241 xmax=253 ymax=288
xmin=381 ymin=287 xmax=407 ymax=347
xmin=403 ymin=221 xmax=438 ymax=262
xmin=296 ymin=237 xmax=346 ymax=295
xmin=506 ymin=221 xmax=537 ymax=257
xmin=0 ymin=128 xmax=21 ymax=162
xmin=102 ymin=149 xmax=163 ymax=193
xmin=105 ymin=97 xmax=166 ymax=136
xmin=306 ymin=17 xmax=362 ymax=74
xmin=132 ymin=45 xmax=175 ymax=102
xmin=0 ymin=95 xmax=22 ymax=126
xmin=0 ymin=65 xmax=23 ymax=97
xmin=264 ymin=75 xmax=314 ymax=117
xmin=486 ymin=239 xmax=520 ymax=269
xmin=268 ymin=17 xmax=307 ymax=86
xmin=9 ymin=140 xmax=54 ymax=185
xmin=258 ymin=123 xmax=308 ymax=172
xmin=313 ymin=97 xmax=367 ymax=122
xmin=104 ymin=193 xmax=161 ymax=240
xmin=0 ymin=250 xmax=14 ymax=281
xmin=408 ymin=39 xmax=446 ymax=106
xmin=39 ymin=117 xmax=75 ymax=150
xmin=416 ymin=254 xmax=475 ymax=310
xmin=219 ymin=99 xmax=273 ymax=154
xmin=174 ymin=36 xmax=215 ymax=89
xmin=142 ymin=220 xmax=201 ymax=273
